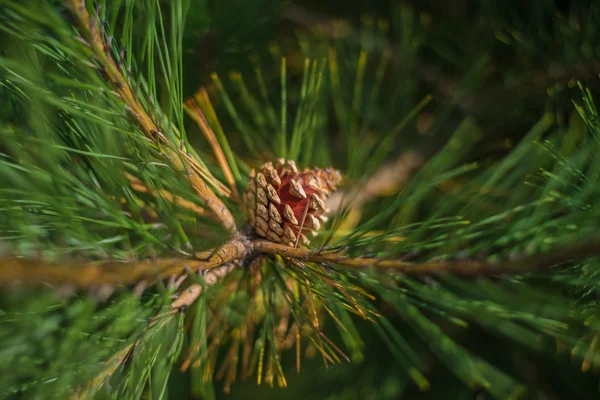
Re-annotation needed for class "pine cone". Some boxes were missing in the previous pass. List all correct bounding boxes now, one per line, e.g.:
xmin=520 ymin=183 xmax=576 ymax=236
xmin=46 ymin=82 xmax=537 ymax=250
xmin=243 ymin=159 xmax=342 ymax=246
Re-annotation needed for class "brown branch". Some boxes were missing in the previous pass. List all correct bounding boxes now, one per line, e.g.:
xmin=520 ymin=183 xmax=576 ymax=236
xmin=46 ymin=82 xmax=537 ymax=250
xmin=5 ymin=236 xmax=600 ymax=289
xmin=170 ymin=261 xmax=236 ymax=309
xmin=252 ymin=239 xmax=600 ymax=277
xmin=0 ymin=257 xmax=211 ymax=287
xmin=0 ymin=236 xmax=251 ymax=288
xmin=64 ymin=0 xmax=237 ymax=233
xmin=64 ymin=0 xmax=164 ymax=144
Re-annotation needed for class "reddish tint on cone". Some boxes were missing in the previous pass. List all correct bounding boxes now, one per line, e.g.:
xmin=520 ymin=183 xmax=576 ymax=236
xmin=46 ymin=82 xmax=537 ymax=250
xmin=243 ymin=159 xmax=342 ymax=246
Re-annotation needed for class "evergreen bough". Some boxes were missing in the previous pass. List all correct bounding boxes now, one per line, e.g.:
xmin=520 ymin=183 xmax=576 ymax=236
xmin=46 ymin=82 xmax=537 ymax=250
xmin=2 ymin=1 xmax=600 ymax=399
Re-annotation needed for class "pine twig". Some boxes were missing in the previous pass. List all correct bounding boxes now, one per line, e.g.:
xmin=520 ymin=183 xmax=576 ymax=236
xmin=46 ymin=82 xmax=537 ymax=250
xmin=64 ymin=0 xmax=237 ymax=232
xmin=0 ymin=257 xmax=211 ymax=287
xmin=170 ymin=261 xmax=237 ymax=309
xmin=4 ymin=237 xmax=600 ymax=289
xmin=252 ymin=239 xmax=600 ymax=276
xmin=0 ymin=236 xmax=251 ymax=287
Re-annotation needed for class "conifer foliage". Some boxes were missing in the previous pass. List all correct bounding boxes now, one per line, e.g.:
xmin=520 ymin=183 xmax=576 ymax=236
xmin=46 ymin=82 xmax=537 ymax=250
xmin=2 ymin=1 xmax=600 ymax=399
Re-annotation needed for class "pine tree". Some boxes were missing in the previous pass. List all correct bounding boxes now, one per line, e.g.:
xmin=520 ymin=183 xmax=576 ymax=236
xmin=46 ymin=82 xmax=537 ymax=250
xmin=2 ymin=1 xmax=600 ymax=399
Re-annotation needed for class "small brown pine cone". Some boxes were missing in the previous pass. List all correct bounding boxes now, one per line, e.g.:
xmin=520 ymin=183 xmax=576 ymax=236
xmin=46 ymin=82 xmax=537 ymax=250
xmin=243 ymin=159 xmax=342 ymax=246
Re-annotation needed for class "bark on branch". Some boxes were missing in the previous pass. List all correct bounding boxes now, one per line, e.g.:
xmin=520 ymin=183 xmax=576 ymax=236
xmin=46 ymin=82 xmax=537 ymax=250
xmin=0 ymin=236 xmax=250 ymax=287
xmin=252 ymin=239 xmax=600 ymax=277
xmin=3 ymin=237 xmax=599 ymax=290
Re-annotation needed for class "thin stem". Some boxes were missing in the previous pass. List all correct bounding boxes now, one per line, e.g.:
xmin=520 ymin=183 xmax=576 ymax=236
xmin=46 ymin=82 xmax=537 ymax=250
xmin=252 ymin=239 xmax=600 ymax=276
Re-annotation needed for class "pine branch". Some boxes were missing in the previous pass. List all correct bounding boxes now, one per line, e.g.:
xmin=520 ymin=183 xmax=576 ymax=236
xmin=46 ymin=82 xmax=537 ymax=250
xmin=0 ymin=257 xmax=211 ymax=287
xmin=252 ymin=239 xmax=600 ymax=276
xmin=64 ymin=0 xmax=237 ymax=232
xmin=4 ymin=2 xmax=600 ymax=398
xmin=0 ymin=235 xmax=250 ymax=287
xmin=4 ymin=235 xmax=599 ymax=292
